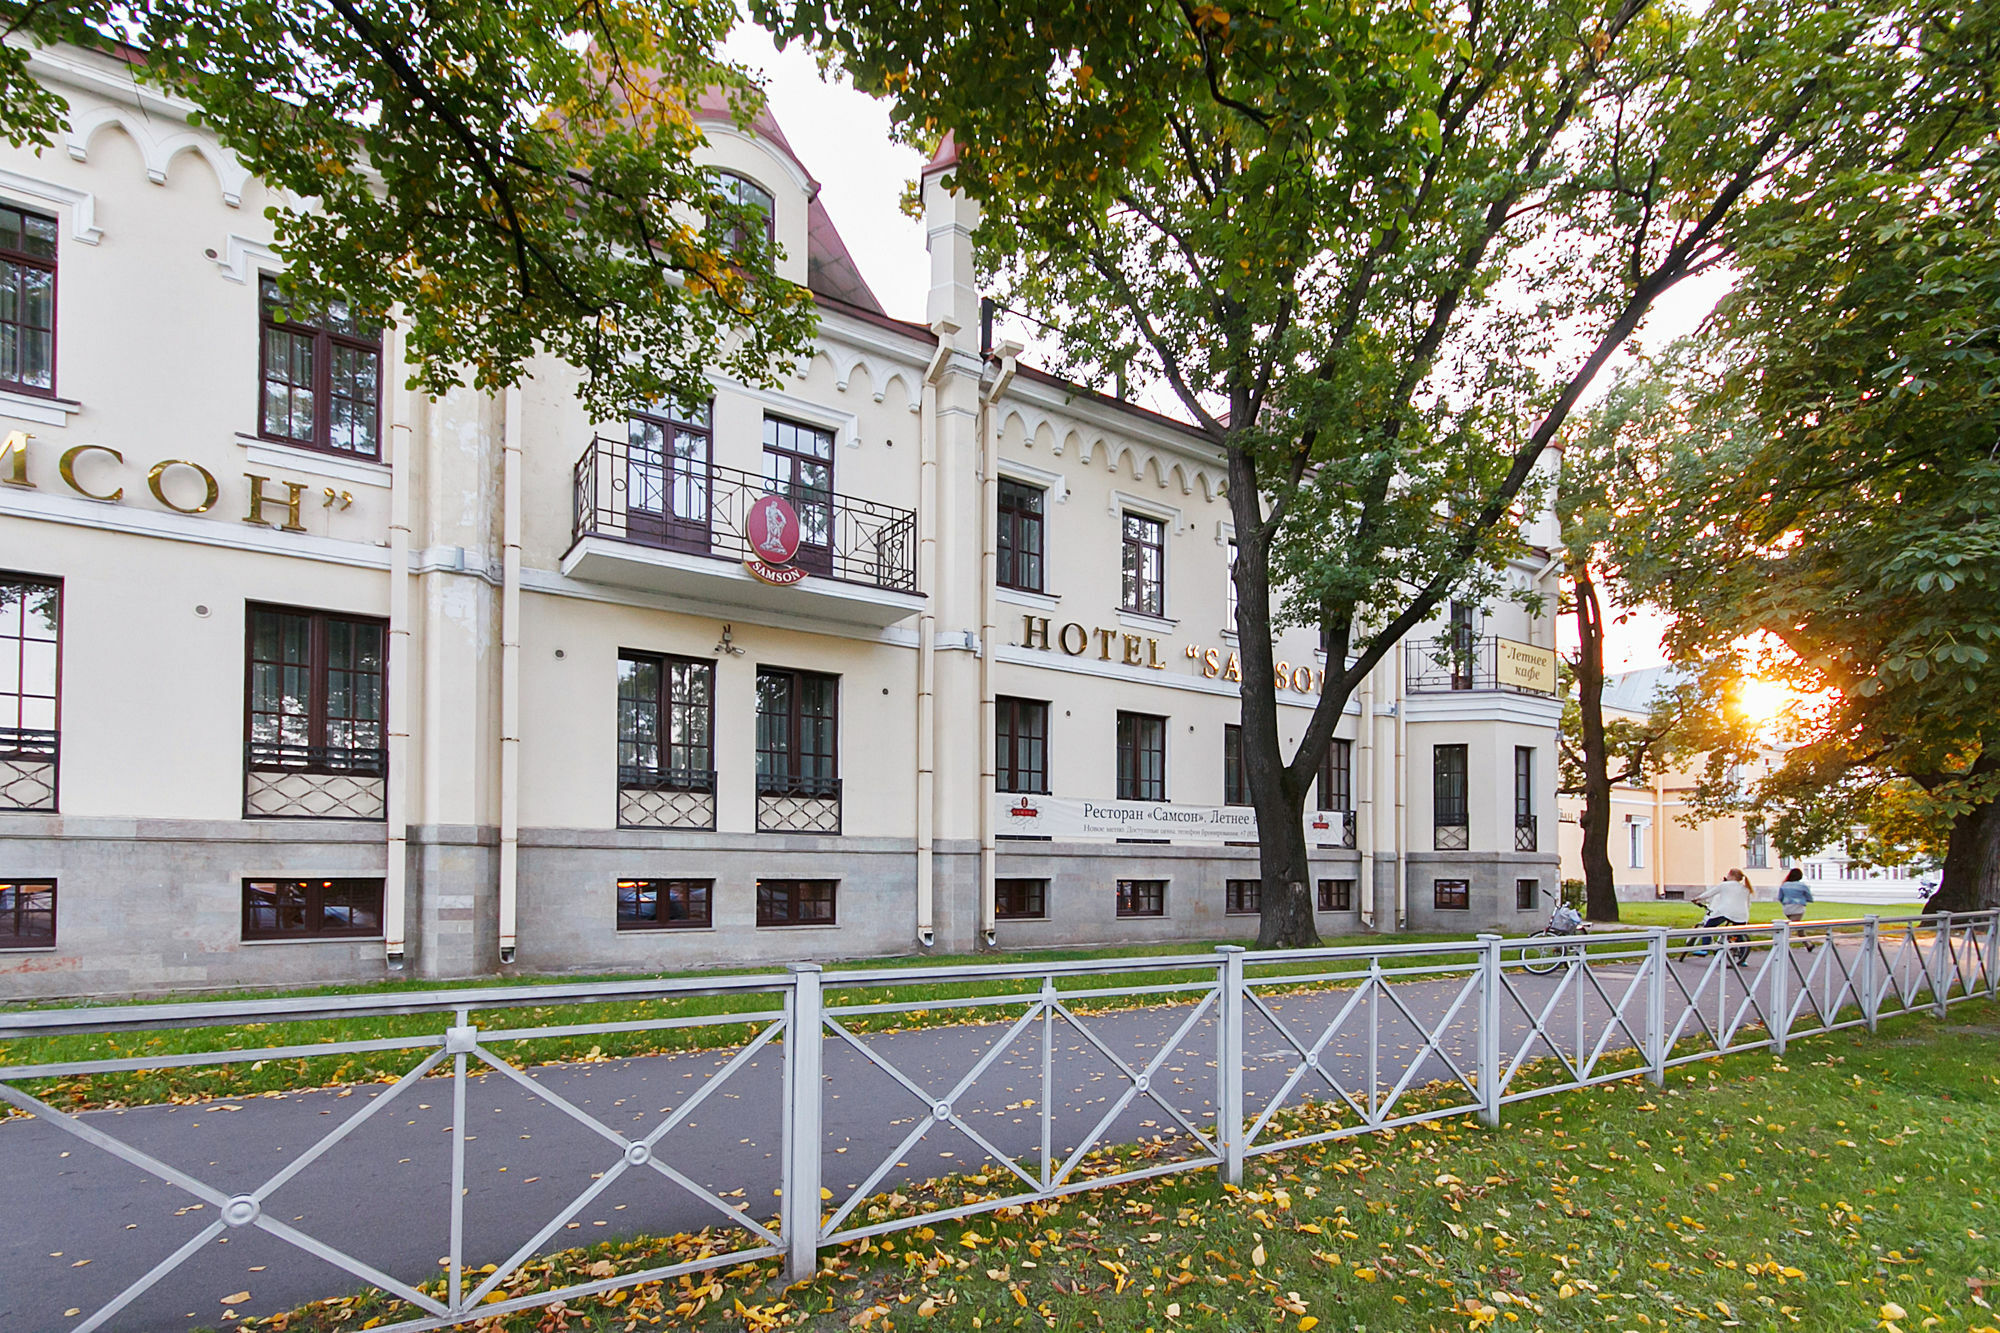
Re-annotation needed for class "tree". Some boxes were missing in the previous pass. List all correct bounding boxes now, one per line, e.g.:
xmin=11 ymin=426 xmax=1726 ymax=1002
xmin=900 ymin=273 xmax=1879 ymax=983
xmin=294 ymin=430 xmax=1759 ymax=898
xmin=1625 ymin=21 xmax=2000 ymax=909
xmin=0 ymin=1 xmax=816 ymax=417
xmin=763 ymin=0 xmax=1968 ymax=944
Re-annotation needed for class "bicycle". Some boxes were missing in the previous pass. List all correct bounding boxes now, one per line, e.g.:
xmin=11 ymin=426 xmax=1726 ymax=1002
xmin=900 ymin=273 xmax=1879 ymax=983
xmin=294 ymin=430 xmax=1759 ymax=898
xmin=1686 ymin=917 xmax=1752 ymax=968
xmin=1521 ymin=894 xmax=1590 ymax=974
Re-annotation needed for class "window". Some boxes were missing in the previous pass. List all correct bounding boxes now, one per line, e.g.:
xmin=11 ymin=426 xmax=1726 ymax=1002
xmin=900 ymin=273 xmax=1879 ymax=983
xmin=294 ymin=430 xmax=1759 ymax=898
xmin=997 ymin=479 xmax=1046 ymax=593
xmin=996 ymin=696 xmax=1049 ymax=794
xmin=0 ymin=204 xmax=57 ymax=396
xmin=246 ymin=605 xmax=387 ymax=775
xmin=1223 ymin=725 xmax=1252 ymax=806
xmin=1434 ymin=879 xmax=1470 ymax=911
xmin=0 ymin=880 xmax=54 ymax=948
xmin=1433 ymin=743 xmax=1468 ymax=849
xmin=756 ymin=667 xmax=838 ymax=797
xmin=1514 ymin=746 xmax=1537 ymax=850
xmin=757 ymin=879 xmax=836 ymax=926
xmin=1226 ymin=879 xmax=1260 ymax=915
xmin=1225 ymin=541 xmax=1239 ymax=634
xmin=1628 ymin=819 xmax=1648 ymax=869
xmin=1745 ymin=823 xmax=1769 ymax=870
xmin=617 ymin=878 xmax=712 ymax=930
xmin=715 ymin=171 xmax=776 ymax=251
xmin=1448 ymin=601 xmax=1476 ymax=690
xmin=995 ymin=878 xmax=1047 ymax=920
xmin=0 ymin=574 xmax=60 ymax=812
xmin=618 ymin=652 xmax=714 ymax=790
xmin=242 ymin=878 xmax=384 ymax=940
xmin=258 ymin=275 xmax=382 ymax=459
xmin=625 ymin=402 xmax=711 ymax=551
xmin=1516 ymin=878 xmax=1538 ymax=910
xmin=762 ymin=416 xmax=834 ymax=574
xmin=1120 ymin=512 xmax=1165 ymax=616
xmin=1317 ymin=879 xmax=1353 ymax=912
xmin=1116 ymin=711 xmax=1167 ymax=802
xmin=1317 ymin=739 xmax=1352 ymax=811
xmin=1116 ymin=879 xmax=1165 ymax=918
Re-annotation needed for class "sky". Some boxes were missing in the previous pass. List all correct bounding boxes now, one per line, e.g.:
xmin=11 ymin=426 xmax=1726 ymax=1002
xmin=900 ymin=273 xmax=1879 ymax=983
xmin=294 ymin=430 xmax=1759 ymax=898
xmin=725 ymin=23 xmax=1729 ymax=673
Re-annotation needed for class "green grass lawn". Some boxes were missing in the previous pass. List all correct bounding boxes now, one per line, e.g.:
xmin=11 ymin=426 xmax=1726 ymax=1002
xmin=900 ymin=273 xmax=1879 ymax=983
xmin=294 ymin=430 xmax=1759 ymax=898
xmin=230 ymin=998 xmax=2000 ymax=1333
xmin=1613 ymin=899 xmax=1903 ymax=928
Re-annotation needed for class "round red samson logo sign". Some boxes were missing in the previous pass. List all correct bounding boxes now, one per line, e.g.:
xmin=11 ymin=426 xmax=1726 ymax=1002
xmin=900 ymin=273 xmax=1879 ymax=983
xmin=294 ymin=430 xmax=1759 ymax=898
xmin=745 ymin=494 xmax=802 ymax=566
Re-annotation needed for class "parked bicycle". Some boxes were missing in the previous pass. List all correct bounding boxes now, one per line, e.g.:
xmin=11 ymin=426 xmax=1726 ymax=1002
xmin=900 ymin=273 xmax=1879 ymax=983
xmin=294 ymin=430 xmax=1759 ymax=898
xmin=1521 ymin=893 xmax=1589 ymax=974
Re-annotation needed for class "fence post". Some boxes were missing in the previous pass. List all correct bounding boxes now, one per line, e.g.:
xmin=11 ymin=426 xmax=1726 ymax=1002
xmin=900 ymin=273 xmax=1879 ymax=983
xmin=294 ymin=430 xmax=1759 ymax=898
xmin=1216 ymin=946 xmax=1246 ymax=1186
xmin=1476 ymin=934 xmax=1503 ymax=1127
xmin=1647 ymin=928 xmax=1669 ymax=1087
xmin=782 ymin=963 xmax=824 ymax=1285
xmin=1989 ymin=912 xmax=1999 ymax=1000
xmin=1934 ymin=912 xmax=1953 ymax=1017
xmin=1861 ymin=916 xmax=1879 ymax=1033
xmin=1769 ymin=920 xmax=1790 ymax=1056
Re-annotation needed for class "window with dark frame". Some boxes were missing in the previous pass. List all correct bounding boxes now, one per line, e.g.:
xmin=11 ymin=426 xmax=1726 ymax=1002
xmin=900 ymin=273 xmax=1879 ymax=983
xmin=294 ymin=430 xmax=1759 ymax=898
xmin=624 ymin=401 xmax=712 ymax=551
xmin=617 ymin=652 xmax=714 ymax=791
xmin=1225 ymin=879 xmax=1260 ymax=915
xmin=0 ymin=880 xmax=54 ymax=947
xmin=1225 ymin=541 xmax=1239 ymax=634
xmin=1433 ymin=742 xmax=1468 ymax=829
xmin=1448 ymin=601 xmax=1476 ymax=690
xmin=996 ymin=479 xmax=1046 ymax=593
xmin=1516 ymin=878 xmax=1538 ymax=910
xmin=715 ymin=171 xmax=776 ymax=251
xmin=1116 ymin=711 xmax=1167 ymax=802
xmin=616 ymin=878 xmax=712 ymax=930
xmin=0 ymin=204 xmax=58 ymax=396
xmin=1317 ymin=879 xmax=1354 ymax=912
xmin=762 ymin=416 xmax=835 ymax=573
xmin=1120 ymin=511 xmax=1165 ymax=616
xmin=1745 ymin=822 xmax=1770 ymax=870
xmin=242 ymin=878 xmax=384 ymax=940
xmin=1223 ymin=724 xmax=1252 ymax=806
xmin=246 ymin=605 xmax=386 ymax=777
xmin=0 ymin=574 xmax=60 ymax=810
xmin=1317 ymin=738 xmax=1352 ymax=811
xmin=996 ymin=696 xmax=1049 ymax=794
xmin=1434 ymin=879 xmax=1471 ymax=911
xmin=258 ymin=274 xmax=382 ymax=459
xmin=757 ymin=878 xmax=836 ymax=926
xmin=994 ymin=878 xmax=1047 ymax=920
xmin=756 ymin=666 xmax=838 ymax=797
xmin=1116 ymin=879 xmax=1165 ymax=918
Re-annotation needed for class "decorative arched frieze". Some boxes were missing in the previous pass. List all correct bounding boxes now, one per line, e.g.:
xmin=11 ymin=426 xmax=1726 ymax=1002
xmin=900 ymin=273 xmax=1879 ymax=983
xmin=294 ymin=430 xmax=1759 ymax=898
xmin=65 ymin=107 xmax=251 ymax=208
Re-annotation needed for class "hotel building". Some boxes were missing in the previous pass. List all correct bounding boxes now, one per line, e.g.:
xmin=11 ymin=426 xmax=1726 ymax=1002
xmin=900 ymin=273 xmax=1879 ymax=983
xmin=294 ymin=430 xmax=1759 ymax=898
xmin=0 ymin=44 xmax=1563 ymax=997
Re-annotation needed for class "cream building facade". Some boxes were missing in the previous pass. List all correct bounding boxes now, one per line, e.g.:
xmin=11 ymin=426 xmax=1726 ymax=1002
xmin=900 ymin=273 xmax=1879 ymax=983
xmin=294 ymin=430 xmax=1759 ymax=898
xmin=0 ymin=44 xmax=1563 ymax=998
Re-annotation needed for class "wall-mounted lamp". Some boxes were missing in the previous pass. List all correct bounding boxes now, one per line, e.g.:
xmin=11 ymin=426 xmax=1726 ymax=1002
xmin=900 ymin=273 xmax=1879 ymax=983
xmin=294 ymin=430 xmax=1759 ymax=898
xmin=715 ymin=624 xmax=746 ymax=658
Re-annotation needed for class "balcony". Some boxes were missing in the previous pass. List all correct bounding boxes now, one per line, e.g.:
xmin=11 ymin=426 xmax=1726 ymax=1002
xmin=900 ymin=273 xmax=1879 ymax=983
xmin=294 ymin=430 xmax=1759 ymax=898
xmin=1405 ymin=636 xmax=1559 ymax=696
xmin=618 ymin=764 xmax=717 ymax=831
xmin=0 ymin=727 xmax=58 ymax=813
xmin=244 ymin=741 xmax=387 ymax=821
xmin=564 ymin=437 xmax=923 ymax=628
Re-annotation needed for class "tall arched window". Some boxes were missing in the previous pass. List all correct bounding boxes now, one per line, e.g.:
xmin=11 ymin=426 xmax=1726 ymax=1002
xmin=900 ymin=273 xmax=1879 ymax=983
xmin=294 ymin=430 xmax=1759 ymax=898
xmin=714 ymin=171 xmax=775 ymax=251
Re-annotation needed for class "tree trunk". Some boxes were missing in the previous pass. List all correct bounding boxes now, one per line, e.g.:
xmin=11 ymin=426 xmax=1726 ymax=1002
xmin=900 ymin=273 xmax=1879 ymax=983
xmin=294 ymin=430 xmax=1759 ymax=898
xmin=1226 ymin=443 xmax=1324 ymax=949
xmin=1930 ymin=753 xmax=1999 ymax=912
xmin=1572 ymin=563 xmax=1623 ymax=923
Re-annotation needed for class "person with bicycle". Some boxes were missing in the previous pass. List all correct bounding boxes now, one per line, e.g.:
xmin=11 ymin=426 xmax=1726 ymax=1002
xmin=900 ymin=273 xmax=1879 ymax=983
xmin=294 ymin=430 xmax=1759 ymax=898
xmin=1690 ymin=868 xmax=1752 ymax=964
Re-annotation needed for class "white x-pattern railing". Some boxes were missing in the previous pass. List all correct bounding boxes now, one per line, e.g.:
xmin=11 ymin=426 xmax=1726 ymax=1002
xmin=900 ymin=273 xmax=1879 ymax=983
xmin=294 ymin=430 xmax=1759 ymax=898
xmin=1 ymin=910 xmax=1993 ymax=1331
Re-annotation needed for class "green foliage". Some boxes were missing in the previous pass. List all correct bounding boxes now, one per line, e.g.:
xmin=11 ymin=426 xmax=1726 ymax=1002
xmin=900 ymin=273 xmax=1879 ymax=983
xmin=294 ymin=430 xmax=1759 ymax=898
xmin=1622 ymin=7 xmax=2000 ymax=869
xmin=0 ymin=2 xmax=817 ymax=416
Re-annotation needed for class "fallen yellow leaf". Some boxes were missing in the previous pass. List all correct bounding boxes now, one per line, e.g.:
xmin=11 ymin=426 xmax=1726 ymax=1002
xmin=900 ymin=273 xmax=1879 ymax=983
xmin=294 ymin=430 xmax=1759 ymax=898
xmin=221 ymin=1291 xmax=251 ymax=1305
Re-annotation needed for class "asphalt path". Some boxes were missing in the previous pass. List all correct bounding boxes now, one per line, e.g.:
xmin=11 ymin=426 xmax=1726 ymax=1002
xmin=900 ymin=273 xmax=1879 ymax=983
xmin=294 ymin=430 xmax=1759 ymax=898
xmin=0 ymin=932 xmax=1971 ymax=1332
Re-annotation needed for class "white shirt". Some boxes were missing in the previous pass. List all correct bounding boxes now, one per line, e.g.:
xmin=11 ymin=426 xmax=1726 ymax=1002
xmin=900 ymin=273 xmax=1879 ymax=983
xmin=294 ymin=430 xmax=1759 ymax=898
xmin=1696 ymin=879 xmax=1752 ymax=924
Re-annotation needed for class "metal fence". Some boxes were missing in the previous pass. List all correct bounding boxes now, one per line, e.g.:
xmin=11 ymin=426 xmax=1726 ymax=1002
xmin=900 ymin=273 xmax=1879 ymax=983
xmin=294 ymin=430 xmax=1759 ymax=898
xmin=1 ymin=910 xmax=1993 ymax=1332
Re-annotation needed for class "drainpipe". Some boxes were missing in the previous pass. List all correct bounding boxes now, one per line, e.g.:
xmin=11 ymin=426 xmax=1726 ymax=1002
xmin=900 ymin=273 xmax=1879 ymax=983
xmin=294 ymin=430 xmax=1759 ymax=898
xmin=384 ymin=327 xmax=414 ymax=970
xmin=914 ymin=320 xmax=957 ymax=949
xmin=1357 ymin=665 xmax=1376 ymax=929
xmin=1394 ymin=648 xmax=1410 ymax=930
xmin=977 ymin=340 xmax=1022 ymax=949
xmin=497 ymin=388 xmax=523 ymax=965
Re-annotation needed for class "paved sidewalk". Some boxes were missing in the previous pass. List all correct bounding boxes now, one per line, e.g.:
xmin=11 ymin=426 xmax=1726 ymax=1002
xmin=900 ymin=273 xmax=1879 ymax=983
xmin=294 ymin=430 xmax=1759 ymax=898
xmin=0 ymin=932 xmax=1963 ymax=1332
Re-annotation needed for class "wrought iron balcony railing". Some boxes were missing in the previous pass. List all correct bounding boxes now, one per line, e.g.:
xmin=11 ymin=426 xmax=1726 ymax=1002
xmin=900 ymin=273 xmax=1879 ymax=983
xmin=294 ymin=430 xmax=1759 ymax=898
xmin=618 ymin=764 xmax=717 ymax=793
xmin=572 ymin=437 xmax=917 ymax=593
xmin=1434 ymin=821 xmax=1470 ymax=851
xmin=1515 ymin=813 xmax=1540 ymax=852
xmin=244 ymin=742 xmax=387 ymax=820
xmin=0 ymin=726 xmax=58 ymax=813
xmin=1405 ymin=636 xmax=1550 ymax=695
xmin=246 ymin=741 xmax=387 ymax=777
